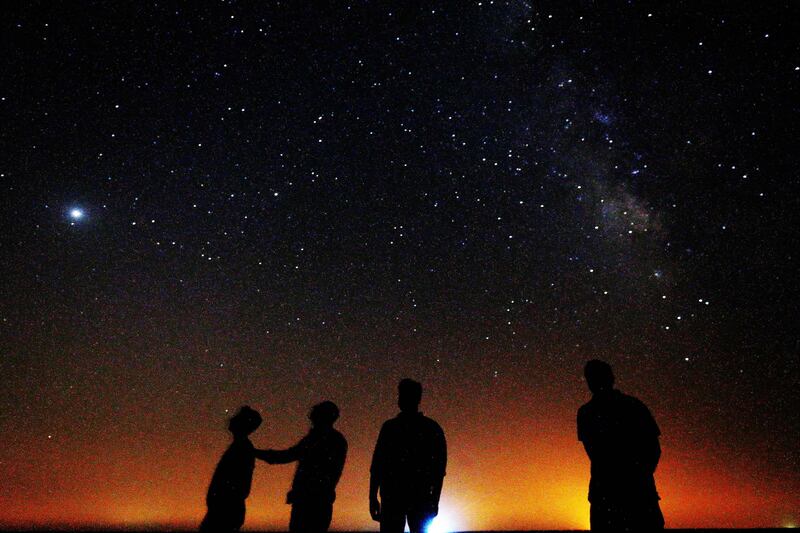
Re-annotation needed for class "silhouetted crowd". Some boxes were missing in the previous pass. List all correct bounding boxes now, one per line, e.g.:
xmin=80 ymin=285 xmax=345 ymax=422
xmin=201 ymin=361 xmax=663 ymax=533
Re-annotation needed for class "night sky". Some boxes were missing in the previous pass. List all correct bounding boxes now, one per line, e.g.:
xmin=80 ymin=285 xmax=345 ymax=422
xmin=1 ymin=1 xmax=799 ymax=530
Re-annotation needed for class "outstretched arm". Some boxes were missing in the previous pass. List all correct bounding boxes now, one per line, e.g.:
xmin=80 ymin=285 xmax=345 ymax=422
xmin=255 ymin=444 xmax=302 ymax=464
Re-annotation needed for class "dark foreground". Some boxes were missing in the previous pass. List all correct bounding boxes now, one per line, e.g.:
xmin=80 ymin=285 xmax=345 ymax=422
xmin=0 ymin=527 xmax=786 ymax=533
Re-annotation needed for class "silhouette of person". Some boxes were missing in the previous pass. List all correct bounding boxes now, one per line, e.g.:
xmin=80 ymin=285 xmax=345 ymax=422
xmin=577 ymin=360 xmax=665 ymax=531
xmin=257 ymin=401 xmax=347 ymax=533
xmin=369 ymin=379 xmax=447 ymax=533
xmin=200 ymin=406 xmax=263 ymax=533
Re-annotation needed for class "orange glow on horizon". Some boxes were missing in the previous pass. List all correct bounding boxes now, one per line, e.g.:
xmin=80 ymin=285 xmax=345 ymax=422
xmin=1 ymin=359 xmax=796 ymax=531
xmin=2 ymin=392 xmax=797 ymax=531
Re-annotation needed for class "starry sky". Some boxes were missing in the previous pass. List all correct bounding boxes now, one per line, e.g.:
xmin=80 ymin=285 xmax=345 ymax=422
xmin=1 ymin=1 xmax=799 ymax=530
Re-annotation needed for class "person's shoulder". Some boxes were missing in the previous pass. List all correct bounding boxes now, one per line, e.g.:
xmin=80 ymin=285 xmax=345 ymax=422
xmin=578 ymin=397 xmax=595 ymax=416
xmin=381 ymin=416 xmax=400 ymax=433
xmin=332 ymin=428 xmax=347 ymax=445
xmin=420 ymin=414 xmax=444 ymax=433
xmin=617 ymin=390 xmax=649 ymax=410
xmin=617 ymin=391 xmax=658 ymax=421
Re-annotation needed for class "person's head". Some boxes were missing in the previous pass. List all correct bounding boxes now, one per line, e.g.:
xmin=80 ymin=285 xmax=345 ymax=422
xmin=309 ymin=401 xmax=340 ymax=429
xmin=228 ymin=405 xmax=262 ymax=438
xmin=398 ymin=378 xmax=423 ymax=412
xmin=584 ymin=359 xmax=615 ymax=394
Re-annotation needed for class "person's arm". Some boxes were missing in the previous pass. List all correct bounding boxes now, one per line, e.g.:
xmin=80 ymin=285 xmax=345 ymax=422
xmin=430 ymin=425 xmax=447 ymax=515
xmin=645 ymin=437 xmax=662 ymax=474
xmin=369 ymin=426 xmax=386 ymax=521
xmin=254 ymin=442 xmax=303 ymax=464
xmin=577 ymin=409 xmax=596 ymax=461
xmin=634 ymin=400 xmax=661 ymax=473
xmin=369 ymin=476 xmax=381 ymax=521
xmin=331 ymin=436 xmax=347 ymax=487
xmin=581 ymin=441 xmax=597 ymax=461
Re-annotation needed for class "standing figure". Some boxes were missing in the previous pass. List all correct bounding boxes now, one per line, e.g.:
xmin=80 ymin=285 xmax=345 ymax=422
xmin=369 ymin=379 xmax=447 ymax=533
xmin=258 ymin=401 xmax=347 ymax=533
xmin=577 ymin=360 xmax=665 ymax=531
xmin=200 ymin=406 xmax=263 ymax=533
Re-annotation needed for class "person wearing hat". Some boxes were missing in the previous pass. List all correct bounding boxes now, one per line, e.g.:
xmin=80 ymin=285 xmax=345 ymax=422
xmin=258 ymin=401 xmax=347 ymax=533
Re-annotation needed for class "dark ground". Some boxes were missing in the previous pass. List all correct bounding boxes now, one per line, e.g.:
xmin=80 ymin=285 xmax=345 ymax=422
xmin=0 ymin=529 xmax=793 ymax=532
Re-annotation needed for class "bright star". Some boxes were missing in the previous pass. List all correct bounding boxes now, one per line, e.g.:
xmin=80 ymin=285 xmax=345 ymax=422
xmin=69 ymin=208 xmax=84 ymax=219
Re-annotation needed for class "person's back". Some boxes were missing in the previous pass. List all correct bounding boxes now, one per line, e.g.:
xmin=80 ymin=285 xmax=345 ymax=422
xmin=577 ymin=360 xmax=663 ymax=531
xmin=257 ymin=401 xmax=347 ymax=533
xmin=290 ymin=425 xmax=347 ymax=502
xmin=206 ymin=438 xmax=256 ymax=502
xmin=578 ymin=389 xmax=660 ymax=499
xmin=370 ymin=379 xmax=447 ymax=533
xmin=201 ymin=406 xmax=262 ymax=533
xmin=371 ymin=411 xmax=446 ymax=501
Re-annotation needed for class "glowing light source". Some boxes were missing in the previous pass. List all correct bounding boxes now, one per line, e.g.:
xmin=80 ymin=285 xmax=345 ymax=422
xmin=425 ymin=510 xmax=461 ymax=533
xmin=69 ymin=208 xmax=84 ymax=220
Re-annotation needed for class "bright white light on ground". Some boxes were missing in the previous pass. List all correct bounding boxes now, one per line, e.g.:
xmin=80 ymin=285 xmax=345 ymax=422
xmin=425 ymin=511 xmax=461 ymax=533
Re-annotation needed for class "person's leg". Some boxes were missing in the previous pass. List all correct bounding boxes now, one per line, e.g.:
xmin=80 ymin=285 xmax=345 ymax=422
xmin=317 ymin=500 xmax=333 ymax=533
xmin=200 ymin=500 xmax=245 ymax=533
xmin=290 ymin=499 xmax=334 ymax=533
xmin=650 ymin=500 xmax=665 ymax=530
xmin=289 ymin=502 xmax=305 ymax=533
xmin=231 ymin=500 xmax=246 ymax=532
xmin=627 ymin=499 xmax=664 ymax=531
xmin=589 ymin=498 xmax=613 ymax=532
xmin=198 ymin=510 xmax=214 ymax=533
xmin=407 ymin=507 xmax=434 ymax=533
xmin=379 ymin=499 xmax=407 ymax=533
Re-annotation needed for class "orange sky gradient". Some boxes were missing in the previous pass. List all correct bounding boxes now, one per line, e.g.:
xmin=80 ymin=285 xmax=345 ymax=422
xmin=1 ymin=366 xmax=797 ymax=531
